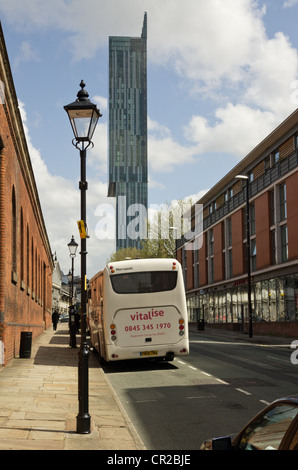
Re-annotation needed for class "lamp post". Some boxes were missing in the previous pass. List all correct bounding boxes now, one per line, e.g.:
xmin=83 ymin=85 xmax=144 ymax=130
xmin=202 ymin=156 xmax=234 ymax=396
xmin=64 ymin=81 xmax=102 ymax=434
xmin=235 ymin=175 xmax=253 ymax=338
xmin=68 ymin=236 xmax=78 ymax=348
xmin=68 ymin=235 xmax=78 ymax=303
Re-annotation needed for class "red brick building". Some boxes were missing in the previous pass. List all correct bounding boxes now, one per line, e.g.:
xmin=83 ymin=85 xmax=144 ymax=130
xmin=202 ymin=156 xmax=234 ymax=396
xmin=177 ymin=109 xmax=298 ymax=337
xmin=0 ymin=24 xmax=53 ymax=365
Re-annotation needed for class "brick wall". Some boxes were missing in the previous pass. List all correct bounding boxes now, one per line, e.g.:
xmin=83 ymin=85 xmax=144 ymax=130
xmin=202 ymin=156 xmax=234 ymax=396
xmin=286 ymin=171 xmax=298 ymax=261
xmin=0 ymin=29 xmax=53 ymax=365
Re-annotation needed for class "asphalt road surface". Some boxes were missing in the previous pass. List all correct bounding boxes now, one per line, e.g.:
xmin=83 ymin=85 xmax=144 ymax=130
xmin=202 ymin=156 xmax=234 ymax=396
xmin=102 ymin=331 xmax=297 ymax=450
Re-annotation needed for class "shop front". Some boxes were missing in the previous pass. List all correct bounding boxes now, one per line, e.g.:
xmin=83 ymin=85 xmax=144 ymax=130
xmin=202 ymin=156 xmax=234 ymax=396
xmin=187 ymin=273 xmax=298 ymax=337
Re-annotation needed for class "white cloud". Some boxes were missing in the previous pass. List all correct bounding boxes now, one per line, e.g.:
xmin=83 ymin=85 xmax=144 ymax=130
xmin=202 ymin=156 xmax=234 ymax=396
xmin=14 ymin=41 xmax=39 ymax=68
xmin=19 ymin=100 xmax=114 ymax=276
xmin=4 ymin=0 xmax=298 ymax=266
xmin=2 ymin=1 xmax=297 ymax=111
xmin=185 ymin=103 xmax=277 ymax=159
xmin=243 ymin=32 xmax=298 ymax=116
xmin=86 ymin=121 xmax=108 ymax=175
xmin=93 ymin=95 xmax=108 ymax=112
xmin=148 ymin=177 xmax=166 ymax=191
xmin=0 ymin=1 xmax=269 ymax=79
xmin=148 ymin=0 xmax=266 ymax=85
xmin=148 ymin=118 xmax=198 ymax=172
xmin=283 ymin=0 xmax=298 ymax=7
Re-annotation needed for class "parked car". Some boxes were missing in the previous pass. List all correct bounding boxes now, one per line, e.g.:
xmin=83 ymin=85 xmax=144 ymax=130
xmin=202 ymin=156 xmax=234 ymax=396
xmin=201 ymin=396 xmax=298 ymax=450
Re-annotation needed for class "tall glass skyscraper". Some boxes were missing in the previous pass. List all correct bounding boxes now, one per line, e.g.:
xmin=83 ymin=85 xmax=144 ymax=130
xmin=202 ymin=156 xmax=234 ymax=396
xmin=108 ymin=13 xmax=148 ymax=251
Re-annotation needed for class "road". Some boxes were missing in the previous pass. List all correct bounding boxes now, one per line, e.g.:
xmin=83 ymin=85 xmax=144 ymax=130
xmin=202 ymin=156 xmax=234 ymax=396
xmin=102 ymin=330 xmax=297 ymax=450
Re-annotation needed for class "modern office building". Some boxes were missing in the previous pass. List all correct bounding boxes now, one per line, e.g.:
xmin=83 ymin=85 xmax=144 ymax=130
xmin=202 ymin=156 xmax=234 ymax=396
xmin=177 ymin=108 xmax=298 ymax=337
xmin=108 ymin=13 xmax=148 ymax=251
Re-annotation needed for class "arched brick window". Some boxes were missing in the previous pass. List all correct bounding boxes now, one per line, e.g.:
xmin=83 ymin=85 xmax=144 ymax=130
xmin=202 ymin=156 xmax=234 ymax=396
xmin=12 ymin=186 xmax=17 ymax=273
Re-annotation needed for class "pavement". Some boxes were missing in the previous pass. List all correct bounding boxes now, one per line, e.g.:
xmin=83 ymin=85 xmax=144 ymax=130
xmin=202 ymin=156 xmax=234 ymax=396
xmin=0 ymin=324 xmax=296 ymax=451
xmin=188 ymin=323 xmax=298 ymax=347
xmin=0 ymin=326 xmax=145 ymax=450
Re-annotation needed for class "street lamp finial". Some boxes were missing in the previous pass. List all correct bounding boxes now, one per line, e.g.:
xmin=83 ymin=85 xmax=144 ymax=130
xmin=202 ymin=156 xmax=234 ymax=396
xmin=77 ymin=80 xmax=89 ymax=101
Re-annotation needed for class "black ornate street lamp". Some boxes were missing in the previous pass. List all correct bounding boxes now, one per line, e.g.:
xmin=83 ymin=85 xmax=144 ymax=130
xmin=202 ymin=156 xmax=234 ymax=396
xmin=68 ymin=235 xmax=78 ymax=349
xmin=68 ymin=235 xmax=78 ymax=302
xmin=64 ymin=81 xmax=102 ymax=434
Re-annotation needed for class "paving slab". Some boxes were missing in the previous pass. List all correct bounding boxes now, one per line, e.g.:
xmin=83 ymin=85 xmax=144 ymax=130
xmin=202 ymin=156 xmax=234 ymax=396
xmin=0 ymin=327 xmax=145 ymax=451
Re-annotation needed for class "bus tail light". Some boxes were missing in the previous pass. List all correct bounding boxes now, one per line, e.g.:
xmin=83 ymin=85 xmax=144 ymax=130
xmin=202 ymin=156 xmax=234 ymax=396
xmin=110 ymin=323 xmax=116 ymax=341
xmin=179 ymin=318 xmax=185 ymax=335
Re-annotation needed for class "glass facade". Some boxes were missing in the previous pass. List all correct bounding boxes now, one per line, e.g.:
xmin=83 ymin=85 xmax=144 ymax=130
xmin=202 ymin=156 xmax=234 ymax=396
xmin=108 ymin=13 xmax=148 ymax=251
xmin=187 ymin=273 xmax=298 ymax=325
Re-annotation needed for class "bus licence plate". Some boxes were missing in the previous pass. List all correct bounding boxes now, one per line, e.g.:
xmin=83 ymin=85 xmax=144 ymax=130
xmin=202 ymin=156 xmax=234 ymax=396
xmin=140 ymin=351 xmax=158 ymax=357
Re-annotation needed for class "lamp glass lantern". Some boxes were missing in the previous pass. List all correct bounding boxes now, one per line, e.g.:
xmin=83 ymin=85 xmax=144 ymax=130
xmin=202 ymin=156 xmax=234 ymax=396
xmin=64 ymin=80 xmax=102 ymax=144
xmin=68 ymin=235 xmax=78 ymax=258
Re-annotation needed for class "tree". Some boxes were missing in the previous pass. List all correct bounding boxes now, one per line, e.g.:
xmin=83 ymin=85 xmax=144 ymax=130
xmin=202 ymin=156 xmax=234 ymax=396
xmin=141 ymin=199 xmax=192 ymax=258
xmin=107 ymin=198 xmax=195 ymax=262
xmin=108 ymin=246 xmax=145 ymax=262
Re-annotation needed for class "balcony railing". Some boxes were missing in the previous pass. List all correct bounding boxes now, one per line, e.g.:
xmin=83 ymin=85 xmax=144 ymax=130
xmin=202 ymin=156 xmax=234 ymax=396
xmin=177 ymin=150 xmax=298 ymax=250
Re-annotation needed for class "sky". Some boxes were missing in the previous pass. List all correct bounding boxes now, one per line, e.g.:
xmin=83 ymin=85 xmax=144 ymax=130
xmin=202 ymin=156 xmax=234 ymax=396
xmin=0 ymin=0 xmax=298 ymax=278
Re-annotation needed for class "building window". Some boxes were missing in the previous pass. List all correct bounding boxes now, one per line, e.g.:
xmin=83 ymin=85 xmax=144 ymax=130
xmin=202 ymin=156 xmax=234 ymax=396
xmin=209 ymin=257 xmax=214 ymax=284
xmin=281 ymin=225 xmax=288 ymax=263
xmin=20 ymin=208 xmax=24 ymax=283
xmin=225 ymin=217 xmax=233 ymax=279
xmin=193 ymin=248 xmax=199 ymax=288
xmin=208 ymin=229 xmax=214 ymax=284
xmin=12 ymin=187 xmax=17 ymax=273
xmin=269 ymin=189 xmax=275 ymax=226
xmin=227 ymin=249 xmax=233 ymax=279
xmin=243 ymin=203 xmax=255 ymax=237
xmin=209 ymin=201 xmax=216 ymax=214
xmin=31 ymin=238 xmax=34 ymax=295
xmin=250 ymin=203 xmax=256 ymax=236
xmin=35 ymin=248 xmax=37 ymax=298
xmin=251 ymin=238 xmax=257 ymax=272
xmin=27 ymin=225 xmax=30 ymax=287
xmin=273 ymin=149 xmax=280 ymax=164
xmin=271 ymin=229 xmax=276 ymax=265
xmin=279 ymin=183 xmax=287 ymax=221
xmin=264 ymin=155 xmax=270 ymax=172
xmin=225 ymin=188 xmax=233 ymax=202
xmin=209 ymin=229 xmax=214 ymax=256
xmin=227 ymin=217 xmax=232 ymax=247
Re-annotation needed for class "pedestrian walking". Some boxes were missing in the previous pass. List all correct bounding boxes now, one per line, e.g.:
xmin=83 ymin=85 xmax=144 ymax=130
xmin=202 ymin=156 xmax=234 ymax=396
xmin=52 ymin=310 xmax=59 ymax=330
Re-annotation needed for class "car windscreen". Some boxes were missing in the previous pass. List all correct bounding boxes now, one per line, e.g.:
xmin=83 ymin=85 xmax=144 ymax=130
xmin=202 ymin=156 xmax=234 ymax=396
xmin=110 ymin=271 xmax=178 ymax=294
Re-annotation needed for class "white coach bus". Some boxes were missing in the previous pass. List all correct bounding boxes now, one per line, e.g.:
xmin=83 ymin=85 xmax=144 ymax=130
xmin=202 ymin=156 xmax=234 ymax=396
xmin=88 ymin=258 xmax=189 ymax=362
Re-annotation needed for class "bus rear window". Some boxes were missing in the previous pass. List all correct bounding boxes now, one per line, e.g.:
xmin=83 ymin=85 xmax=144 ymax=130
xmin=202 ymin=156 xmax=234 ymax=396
xmin=110 ymin=271 xmax=178 ymax=294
